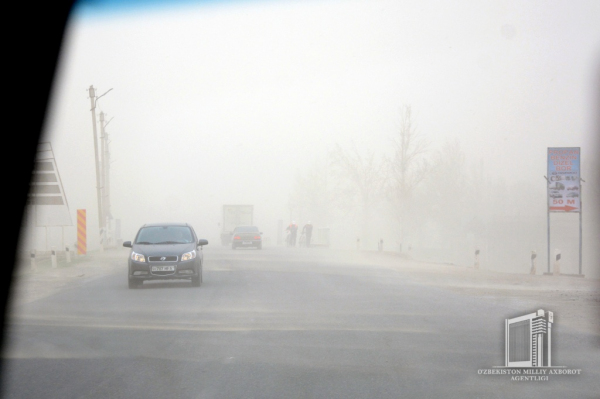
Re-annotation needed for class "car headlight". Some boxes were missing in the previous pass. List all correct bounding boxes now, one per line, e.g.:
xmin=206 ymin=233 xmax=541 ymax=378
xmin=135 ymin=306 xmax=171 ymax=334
xmin=131 ymin=252 xmax=146 ymax=262
xmin=181 ymin=250 xmax=196 ymax=261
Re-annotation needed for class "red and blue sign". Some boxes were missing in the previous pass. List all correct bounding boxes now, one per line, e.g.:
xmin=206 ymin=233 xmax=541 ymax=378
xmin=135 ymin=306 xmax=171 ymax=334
xmin=547 ymin=147 xmax=580 ymax=212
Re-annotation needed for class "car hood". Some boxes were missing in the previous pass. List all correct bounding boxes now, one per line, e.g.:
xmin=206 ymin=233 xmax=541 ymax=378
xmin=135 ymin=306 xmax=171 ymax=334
xmin=132 ymin=242 xmax=197 ymax=256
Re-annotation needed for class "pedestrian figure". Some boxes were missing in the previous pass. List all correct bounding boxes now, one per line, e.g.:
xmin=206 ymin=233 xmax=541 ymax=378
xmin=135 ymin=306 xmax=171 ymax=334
xmin=286 ymin=221 xmax=298 ymax=247
xmin=302 ymin=221 xmax=313 ymax=248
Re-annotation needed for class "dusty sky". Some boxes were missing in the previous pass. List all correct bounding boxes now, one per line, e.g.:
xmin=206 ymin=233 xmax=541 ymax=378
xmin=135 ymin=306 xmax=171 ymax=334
xmin=35 ymin=0 xmax=600 ymax=248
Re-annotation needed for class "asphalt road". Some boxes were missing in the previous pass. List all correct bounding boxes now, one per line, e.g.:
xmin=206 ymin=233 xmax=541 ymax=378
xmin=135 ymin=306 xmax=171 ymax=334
xmin=2 ymin=247 xmax=598 ymax=398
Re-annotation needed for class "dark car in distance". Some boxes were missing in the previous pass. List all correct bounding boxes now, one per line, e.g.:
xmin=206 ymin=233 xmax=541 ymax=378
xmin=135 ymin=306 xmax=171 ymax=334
xmin=123 ymin=223 xmax=208 ymax=288
xmin=231 ymin=225 xmax=262 ymax=250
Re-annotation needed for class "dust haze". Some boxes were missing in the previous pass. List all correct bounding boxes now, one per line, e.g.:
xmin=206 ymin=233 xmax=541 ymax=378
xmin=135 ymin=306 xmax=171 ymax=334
xmin=20 ymin=0 xmax=600 ymax=277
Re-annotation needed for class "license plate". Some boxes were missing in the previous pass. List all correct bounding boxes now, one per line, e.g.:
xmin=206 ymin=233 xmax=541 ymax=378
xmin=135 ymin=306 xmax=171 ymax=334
xmin=152 ymin=266 xmax=175 ymax=272
xmin=242 ymin=241 xmax=251 ymax=244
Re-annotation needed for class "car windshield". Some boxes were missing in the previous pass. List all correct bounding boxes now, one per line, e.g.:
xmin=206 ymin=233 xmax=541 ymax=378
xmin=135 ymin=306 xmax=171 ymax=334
xmin=234 ymin=226 xmax=259 ymax=233
xmin=135 ymin=226 xmax=193 ymax=244
xmin=4 ymin=0 xmax=600 ymax=398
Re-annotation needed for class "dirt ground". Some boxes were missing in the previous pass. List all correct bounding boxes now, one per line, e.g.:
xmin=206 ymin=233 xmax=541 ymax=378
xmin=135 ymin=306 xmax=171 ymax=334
xmin=362 ymin=251 xmax=600 ymax=337
xmin=8 ymin=249 xmax=126 ymax=308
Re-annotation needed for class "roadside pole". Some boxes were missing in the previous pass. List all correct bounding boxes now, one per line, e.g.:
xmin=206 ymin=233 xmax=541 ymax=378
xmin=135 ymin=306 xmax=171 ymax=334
xmin=77 ymin=209 xmax=87 ymax=255
xmin=545 ymin=176 xmax=550 ymax=274
xmin=51 ymin=247 xmax=57 ymax=269
xmin=30 ymin=250 xmax=36 ymax=271
xmin=553 ymin=249 xmax=561 ymax=275
xmin=88 ymin=86 xmax=112 ymax=251
xmin=100 ymin=111 xmax=106 ymax=246
xmin=579 ymin=179 xmax=583 ymax=275
xmin=105 ymin=120 xmax=112 ymax=247
xmin=88 ymin=86 xmax=104 ymax=250
xmin=100 ymin=111 xmax=114 ymax=247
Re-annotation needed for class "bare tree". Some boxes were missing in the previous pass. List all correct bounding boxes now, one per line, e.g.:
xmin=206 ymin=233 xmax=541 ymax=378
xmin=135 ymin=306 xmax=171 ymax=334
xmin=387 ymin=105 xmax=429 ymax=244
xmin=423 ymin=138 xmax=467 ymax=233
xmin=329 ymin=142 xmax=385 ymax=246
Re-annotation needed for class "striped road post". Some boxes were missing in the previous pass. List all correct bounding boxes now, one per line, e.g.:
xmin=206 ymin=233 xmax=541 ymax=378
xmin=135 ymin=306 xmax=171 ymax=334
xmin=77 ymin=209 xmax=87 ymax=255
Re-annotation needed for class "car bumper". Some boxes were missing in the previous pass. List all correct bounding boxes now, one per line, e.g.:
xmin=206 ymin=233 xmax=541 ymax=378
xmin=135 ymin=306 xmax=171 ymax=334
xmin=232 ymin=240 xmax=261 ymax=247
xmin=129 ymin=260 xmax=200 ymax=280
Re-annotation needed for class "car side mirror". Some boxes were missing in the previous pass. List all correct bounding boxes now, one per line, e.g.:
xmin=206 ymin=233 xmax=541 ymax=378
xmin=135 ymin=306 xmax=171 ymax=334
xmin=123 ymin=241 xmax=132 ymax=248
xmin=198 ymin=239 xmax=209 ymax=246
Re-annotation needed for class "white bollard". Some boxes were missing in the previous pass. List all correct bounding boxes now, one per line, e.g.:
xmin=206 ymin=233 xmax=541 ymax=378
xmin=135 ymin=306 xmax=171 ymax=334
xmin=530 ymin=251 xmax=537 ymax=275
xmin=30 ymin=250 xmax=36 ymax=271
xmin=553 ymin=249 xmax=561 ymax=276
xmin=65 ymin=246 xmax=71 ymax=263
xmin=51 ymin=247 xmax=58 ymax=269
xmin=474 ymin=249 xmax=480 ymax=269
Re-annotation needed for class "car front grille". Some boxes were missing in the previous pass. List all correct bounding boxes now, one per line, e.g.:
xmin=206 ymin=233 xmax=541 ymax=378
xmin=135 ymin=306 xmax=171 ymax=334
xmin=151 ymin=270 xmax=176 ymax=276
xmin=148 ymin=255 xmax=178 ymax=262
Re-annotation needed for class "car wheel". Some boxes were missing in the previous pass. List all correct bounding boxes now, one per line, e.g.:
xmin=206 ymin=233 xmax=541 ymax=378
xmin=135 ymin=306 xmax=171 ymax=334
xmin=256 ymin=243 xmax=262 ymax=250
xmin=231 ymin=244 xmax=236 ymax=250
xmin=128 ymin=278 xmax=140 ymax=289
xmin=192 ymin=269 xmax=202 ymax=287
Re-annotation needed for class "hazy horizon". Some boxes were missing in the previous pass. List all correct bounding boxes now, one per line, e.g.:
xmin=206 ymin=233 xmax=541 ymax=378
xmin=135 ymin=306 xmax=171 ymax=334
xmin=20 ymin=0 xmax=600 ymax=277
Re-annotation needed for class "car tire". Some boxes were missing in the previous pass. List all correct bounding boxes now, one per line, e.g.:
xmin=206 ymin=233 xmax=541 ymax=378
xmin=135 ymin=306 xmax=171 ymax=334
xmin=128 ymin=278 xmax=140 ymax=289
xmin=256 ymin=243 xmax=262 ymax=250
xmin=192 ymin=267 xmax=202 ymax=287
xmin=231 ymin=244 xmax=236 ymax=250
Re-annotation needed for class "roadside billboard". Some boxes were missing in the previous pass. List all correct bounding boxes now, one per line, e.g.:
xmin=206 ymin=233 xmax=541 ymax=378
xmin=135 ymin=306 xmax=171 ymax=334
xmin=28 ymin=142 xmax=72 ymax=226
xmin=547 ymin=147 xmax=580 ymax=212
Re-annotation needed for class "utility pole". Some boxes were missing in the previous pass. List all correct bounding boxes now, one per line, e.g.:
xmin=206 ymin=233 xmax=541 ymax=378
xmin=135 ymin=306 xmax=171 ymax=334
xmin=100 ymin=111 xmax=108 ymax=247
xmin=101 ymin=112 xmax=113 ymax=247
xmin=88 ymin=85 xmax=112 ymax=250
xmin=88 ymin=86 xmax=104 ymax=250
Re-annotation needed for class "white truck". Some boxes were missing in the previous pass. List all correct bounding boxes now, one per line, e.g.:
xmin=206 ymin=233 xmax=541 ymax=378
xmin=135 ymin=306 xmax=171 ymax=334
xmin=220 ymin=205 xmax=254 ymax=246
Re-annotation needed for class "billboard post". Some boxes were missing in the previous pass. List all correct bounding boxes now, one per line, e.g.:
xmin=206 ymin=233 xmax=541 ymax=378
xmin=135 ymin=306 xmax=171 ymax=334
xmin=579 ymin=181 xmax=583 ymax=275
